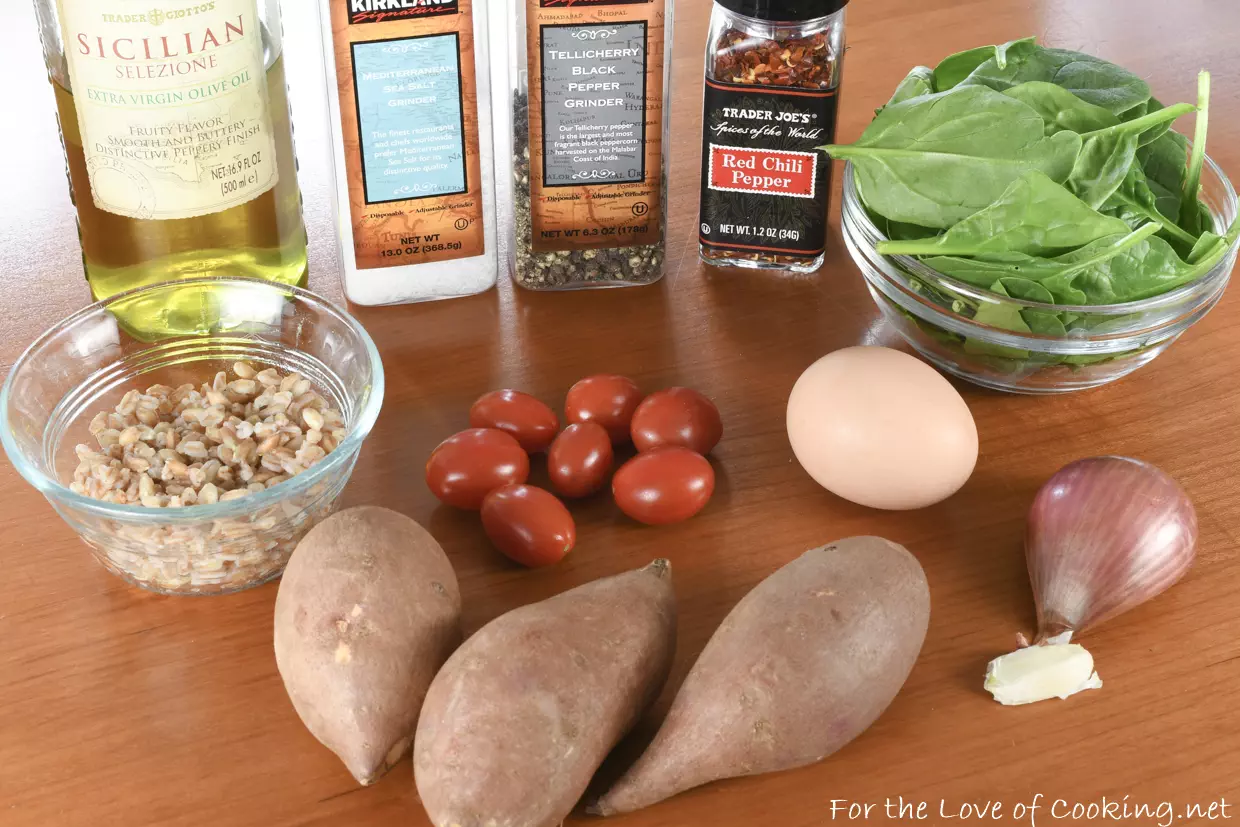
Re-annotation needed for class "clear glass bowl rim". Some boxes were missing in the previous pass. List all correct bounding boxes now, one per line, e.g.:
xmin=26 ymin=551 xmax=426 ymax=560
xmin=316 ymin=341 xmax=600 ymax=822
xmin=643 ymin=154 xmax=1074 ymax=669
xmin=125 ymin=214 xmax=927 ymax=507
xmin=841 ymin=149 xmax=1239 ymax=317
xmin=0 ymin=277 xmax=385 ymax=524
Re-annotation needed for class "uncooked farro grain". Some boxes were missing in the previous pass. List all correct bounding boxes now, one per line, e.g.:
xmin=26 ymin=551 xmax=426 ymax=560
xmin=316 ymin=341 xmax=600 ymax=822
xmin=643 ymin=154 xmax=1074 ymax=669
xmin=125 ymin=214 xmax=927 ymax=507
xmin=69 ymin=362 xmax=351 ymax=594
xmin=72 ymin=362 xmax=345 ymax=508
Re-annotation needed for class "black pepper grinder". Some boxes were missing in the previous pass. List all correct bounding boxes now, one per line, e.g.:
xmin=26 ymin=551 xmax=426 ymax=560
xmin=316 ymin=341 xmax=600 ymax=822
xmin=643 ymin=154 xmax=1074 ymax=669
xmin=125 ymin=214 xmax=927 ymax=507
xmin=698 ymin=0 xmax=848 ymax=273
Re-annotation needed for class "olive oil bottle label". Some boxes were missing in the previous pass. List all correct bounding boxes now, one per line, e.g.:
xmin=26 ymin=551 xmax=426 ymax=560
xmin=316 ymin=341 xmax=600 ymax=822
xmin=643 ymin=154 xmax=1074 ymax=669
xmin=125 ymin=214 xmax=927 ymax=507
xmin=56 ymin=0 xmax=278 ymax=221
xmin=328 ymin=0 xmax=485 ymax=268
xmin=526 ymin=0 xmax=665 ymax=253
xmin=699 ymin=81 xmax=837 ymax=259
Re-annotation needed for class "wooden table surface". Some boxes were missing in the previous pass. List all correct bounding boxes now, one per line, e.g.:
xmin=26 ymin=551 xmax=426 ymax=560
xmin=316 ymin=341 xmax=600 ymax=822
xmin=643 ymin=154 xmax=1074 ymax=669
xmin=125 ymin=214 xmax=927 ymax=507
xmin=4 ymin=1 xmax=1240 ymax=825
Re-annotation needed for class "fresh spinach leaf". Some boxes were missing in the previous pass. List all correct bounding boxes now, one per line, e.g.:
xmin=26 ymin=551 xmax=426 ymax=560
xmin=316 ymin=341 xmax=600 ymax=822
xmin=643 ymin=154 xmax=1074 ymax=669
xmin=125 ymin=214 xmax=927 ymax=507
xmin=1002 ymin=81 xmax=1118 ymax=134
xmin=1138 ymin=129 xmax=1189 ymax=203
xmin=975 ymin=282 xmax=1031 ymax=330
xmin=964 ymin=281 xmax=1034 ymax=358
xmin=1116 ymin=98 xmax=1174 ymax=146
xmin=1103 ymin=163 xmax=1197 ymax=246
xmin=872 ymin=212 xmax=941 ymax=242
xmin=1181 ymin=71 xmax=1211 ymax=236
xmin=925 ymin=223 xmax=1162 ymax=304
xmin=881 ymin=66 xmax=936 ymax=113
xmin=932 ymin=37 xmax=1037 ymax=91
xmin=1069 ymin=131 xmax=1140 ymax=209
xmin=959 ymin=46 xmax=1151 ymax=116
xmin=920 ymin=253 xmax=1069 ymax=292
xmin=918 ymin=252 xmax=1037 ymax=277
xmin=822 ymin=86 xmax=1082 ymax=228
xmin=1187 ymin=232 xmax=1223 ymax=264
xmin=1147 ymin=178 xmax=1184 ymax=224
xmin=1021 ymin=309 xmax=1070 ymax=336
xmin=1119 ymin=98 xmax=1148 ymax=122
xmin=1132 ymin=97 xmax=1175 ymax=146
xmin=1193 ymin=199 xmax=1215 ymax=234
xmin=858 ymin=180 xmax=942 ymax=241
xmin=996 ymin=277 xmax=1056 ymax=304
xmin=1067 ymin=103 xmax=1194 ymax=208
xmin=1183 ymin=216 xmax=1238 ymax=268
xmin=878 ymin=170 xmax=1130 ymax=256
xmin=1060 ymin=352 xmax=1127 ymax=367
xmin=1041 ymin=228 xmax=1216 ymax=302
xmin=857 ymin=41 xmax=1227 ymax=380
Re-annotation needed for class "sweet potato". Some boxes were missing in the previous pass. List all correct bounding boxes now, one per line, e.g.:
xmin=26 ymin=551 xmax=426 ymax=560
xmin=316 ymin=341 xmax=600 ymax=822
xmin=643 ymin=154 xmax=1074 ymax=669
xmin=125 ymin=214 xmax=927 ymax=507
xmin=273 ymin=506 xmax=461 ymax=785
xmin=414 ymin=559 xmax=677 ymax=827
xmin=593 ymin=537 xmax=930 ymax=815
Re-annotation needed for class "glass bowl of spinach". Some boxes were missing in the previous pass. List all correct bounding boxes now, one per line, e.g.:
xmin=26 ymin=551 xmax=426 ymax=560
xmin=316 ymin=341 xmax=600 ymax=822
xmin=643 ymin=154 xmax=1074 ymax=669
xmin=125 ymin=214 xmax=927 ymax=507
xmin=829 ymin=38 xmax=1240 ymax=394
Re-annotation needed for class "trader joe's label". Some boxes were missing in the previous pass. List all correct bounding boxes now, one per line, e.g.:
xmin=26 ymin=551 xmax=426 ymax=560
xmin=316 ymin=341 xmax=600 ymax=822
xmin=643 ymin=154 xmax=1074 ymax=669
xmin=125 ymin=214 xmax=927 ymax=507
xmin=699 ymin=79 xmax=837 ymax=259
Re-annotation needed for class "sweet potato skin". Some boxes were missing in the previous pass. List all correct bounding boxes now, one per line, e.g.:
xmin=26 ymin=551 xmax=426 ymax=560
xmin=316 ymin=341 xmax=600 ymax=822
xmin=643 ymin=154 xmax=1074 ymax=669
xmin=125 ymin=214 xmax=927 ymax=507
xmin=274 ymin=506 xmax=461 ymax=785
xmin=594 ymin=537 xmax=930 ymax=815
xmin=413 ymin=560 xmax=677 ymax=827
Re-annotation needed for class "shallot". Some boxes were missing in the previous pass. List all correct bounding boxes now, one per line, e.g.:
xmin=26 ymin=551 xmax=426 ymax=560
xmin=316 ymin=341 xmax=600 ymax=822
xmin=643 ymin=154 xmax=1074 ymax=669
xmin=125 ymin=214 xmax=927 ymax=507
xmin=985 ymin=456 xmax=1197 ymax=706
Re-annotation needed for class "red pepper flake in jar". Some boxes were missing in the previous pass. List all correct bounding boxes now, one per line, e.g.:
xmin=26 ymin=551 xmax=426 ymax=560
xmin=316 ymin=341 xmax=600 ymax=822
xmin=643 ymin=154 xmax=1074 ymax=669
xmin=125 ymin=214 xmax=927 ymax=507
xmin=717 ymin=30 xmax=835 ymax=89
xmin=699 ymin=0 xmax=847 ymax=273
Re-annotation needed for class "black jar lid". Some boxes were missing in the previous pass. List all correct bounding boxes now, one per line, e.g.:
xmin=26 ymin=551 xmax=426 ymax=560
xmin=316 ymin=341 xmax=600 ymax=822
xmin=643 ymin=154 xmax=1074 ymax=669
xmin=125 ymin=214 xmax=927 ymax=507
xmin=715 ymin=0 xmax=848 ymax=22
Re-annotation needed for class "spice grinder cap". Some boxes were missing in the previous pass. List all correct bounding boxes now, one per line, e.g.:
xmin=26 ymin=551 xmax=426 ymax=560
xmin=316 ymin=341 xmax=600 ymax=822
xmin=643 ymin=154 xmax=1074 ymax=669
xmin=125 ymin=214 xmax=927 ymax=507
xmin=715 ymin=0 xmax=848 ymax=22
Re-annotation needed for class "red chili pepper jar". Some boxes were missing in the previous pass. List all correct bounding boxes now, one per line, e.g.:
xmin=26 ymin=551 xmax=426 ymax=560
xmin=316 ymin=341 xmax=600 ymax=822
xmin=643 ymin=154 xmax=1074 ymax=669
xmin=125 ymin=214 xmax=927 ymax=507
xmin=698 ymin=0 xmax=847 ymax=273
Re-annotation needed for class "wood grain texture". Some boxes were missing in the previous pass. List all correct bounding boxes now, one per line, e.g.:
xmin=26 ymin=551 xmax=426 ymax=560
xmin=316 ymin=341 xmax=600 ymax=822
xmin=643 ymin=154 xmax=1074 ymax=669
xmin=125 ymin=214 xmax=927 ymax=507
xmin=2 ymin=1 xmax=1239 ymax=825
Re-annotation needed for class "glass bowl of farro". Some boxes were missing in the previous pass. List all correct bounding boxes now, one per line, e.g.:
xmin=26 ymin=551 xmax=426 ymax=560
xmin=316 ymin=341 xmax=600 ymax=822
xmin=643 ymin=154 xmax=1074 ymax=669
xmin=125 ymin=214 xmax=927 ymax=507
xmin=0 ymin=278 xmax=384 ymax=596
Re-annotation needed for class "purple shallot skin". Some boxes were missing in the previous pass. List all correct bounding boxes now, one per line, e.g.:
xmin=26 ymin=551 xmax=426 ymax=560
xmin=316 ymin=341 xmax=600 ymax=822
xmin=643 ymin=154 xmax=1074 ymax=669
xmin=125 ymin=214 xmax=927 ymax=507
xmin=1027 ymin=456 xmax=1197 ymax=642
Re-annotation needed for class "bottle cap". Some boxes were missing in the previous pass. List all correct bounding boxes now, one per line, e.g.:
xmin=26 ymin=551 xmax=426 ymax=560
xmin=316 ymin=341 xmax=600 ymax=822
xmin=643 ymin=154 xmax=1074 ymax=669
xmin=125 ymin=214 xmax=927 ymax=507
xmin=715 ymin=0 xmax=848 ymax=23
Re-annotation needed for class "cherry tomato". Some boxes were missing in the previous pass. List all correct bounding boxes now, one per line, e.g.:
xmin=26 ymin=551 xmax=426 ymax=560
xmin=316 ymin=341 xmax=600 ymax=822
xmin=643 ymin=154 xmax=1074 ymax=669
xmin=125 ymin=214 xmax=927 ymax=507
xmin=425 ymin=429 xmax=530 ymax=510
xmin=564 ymin=374 xmax=644 ymax=444
xmin=547 ymin=422 xmax=614 ymax=498
xmin=481 ymin=485 xmax=576 ymax=567
xmin=630 ymin=387 xmax=723 ymax=455
xmin=469 ymin=389 xmax=560 ymax=453
xmin=612 ymin=447 xmax=715 ymax=525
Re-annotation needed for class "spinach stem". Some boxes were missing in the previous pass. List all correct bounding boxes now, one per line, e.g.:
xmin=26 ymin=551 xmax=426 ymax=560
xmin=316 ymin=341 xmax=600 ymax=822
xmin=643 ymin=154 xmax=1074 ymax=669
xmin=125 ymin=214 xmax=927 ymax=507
xmin=1181 ymin=71 xmax=1211 ymax=233
xmin=1107 ymin=195 xmax=1198 ymax=246
xmin=878 ymin=239 xmax=971 ymax=256
xmin=1155 ymin=218 xmax=1197 ymax=246
xmin=883 ymin=224 xmax=1161 ymax=284
xmin=1154 ymin=217 xmax=1199 ymax=246
xmin=1054 ymin=223 xmax=1161 ymax=279
xmin=1080 ymin=102 xmax=1195 ymax=140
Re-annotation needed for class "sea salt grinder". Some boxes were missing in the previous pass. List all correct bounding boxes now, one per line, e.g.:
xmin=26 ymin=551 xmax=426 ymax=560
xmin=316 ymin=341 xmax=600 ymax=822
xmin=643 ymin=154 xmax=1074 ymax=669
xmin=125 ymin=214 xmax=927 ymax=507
xmin=318 ymin=0 xmax=498 ymax=305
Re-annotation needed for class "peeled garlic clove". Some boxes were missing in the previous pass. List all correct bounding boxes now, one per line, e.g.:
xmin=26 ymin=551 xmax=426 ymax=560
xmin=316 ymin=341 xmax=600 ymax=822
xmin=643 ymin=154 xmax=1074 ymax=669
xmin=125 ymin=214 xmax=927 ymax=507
xmin=984 ymin=642 xmax=1102 ymax=706
xmin=1027 ymin=456 xmax=1197 ymax=642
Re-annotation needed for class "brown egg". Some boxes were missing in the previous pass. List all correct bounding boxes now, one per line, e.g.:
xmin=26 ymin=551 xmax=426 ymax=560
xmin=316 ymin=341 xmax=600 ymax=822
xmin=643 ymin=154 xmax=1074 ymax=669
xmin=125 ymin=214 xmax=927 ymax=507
xmin=786 ymin=347 xmax=977 ymax=511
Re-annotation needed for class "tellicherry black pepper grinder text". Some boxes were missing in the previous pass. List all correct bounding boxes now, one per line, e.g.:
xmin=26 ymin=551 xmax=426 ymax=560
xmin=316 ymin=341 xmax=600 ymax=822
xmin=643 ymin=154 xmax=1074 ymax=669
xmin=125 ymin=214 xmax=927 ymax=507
xmin=699 ymin=0 xmax=847 ymax=272
xmin=504 ymin=0 xmax=673 ymax=290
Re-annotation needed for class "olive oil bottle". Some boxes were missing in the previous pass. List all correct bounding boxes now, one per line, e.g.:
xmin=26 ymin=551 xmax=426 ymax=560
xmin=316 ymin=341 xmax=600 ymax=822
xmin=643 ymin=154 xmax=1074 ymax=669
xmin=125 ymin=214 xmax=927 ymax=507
xmin=34 ymin=0 xmax=308 ymax=336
